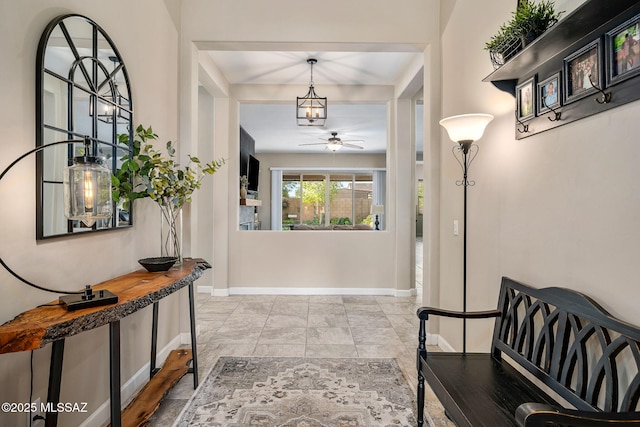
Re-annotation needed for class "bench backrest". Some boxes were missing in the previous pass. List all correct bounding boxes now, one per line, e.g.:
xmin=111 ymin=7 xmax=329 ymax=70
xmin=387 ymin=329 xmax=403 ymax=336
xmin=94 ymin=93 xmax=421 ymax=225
xmin=491 ymin=277 xmax=640 ymax=413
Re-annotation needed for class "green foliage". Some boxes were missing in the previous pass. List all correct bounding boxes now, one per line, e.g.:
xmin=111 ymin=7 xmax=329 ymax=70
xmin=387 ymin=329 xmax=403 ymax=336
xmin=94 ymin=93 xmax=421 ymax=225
xmin=301 ymin=180 xmax=339 ymax=205
xmin=112 ymin=124 xmax=226 ymax=210
xmin=485 ymin=0 xmax=563 ymax=52
xmin=361 ymin=215 xmax=374 ymax=226
xmin=330 ymin=217 xmax=352 ymax=225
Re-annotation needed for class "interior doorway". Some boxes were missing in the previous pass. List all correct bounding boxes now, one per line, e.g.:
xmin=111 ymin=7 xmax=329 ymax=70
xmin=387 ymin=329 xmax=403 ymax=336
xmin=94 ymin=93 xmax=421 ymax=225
xmin=416 ymin=178 xmax=424 ymax=291
xmin=415 ymin=99 xmax=424 ymax=292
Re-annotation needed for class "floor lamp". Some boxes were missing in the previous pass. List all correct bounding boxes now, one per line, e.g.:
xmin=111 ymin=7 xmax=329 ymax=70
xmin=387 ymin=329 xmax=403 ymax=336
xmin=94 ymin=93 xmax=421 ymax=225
xmin=439 ymin=113 xmax=494 ymax=353
xmin=0 ymin=136 xmax=119 ymax=310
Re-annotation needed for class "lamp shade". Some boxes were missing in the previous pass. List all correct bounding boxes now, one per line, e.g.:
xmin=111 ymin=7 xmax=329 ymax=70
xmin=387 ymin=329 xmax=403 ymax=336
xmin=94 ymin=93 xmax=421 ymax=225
xmin=63 ymin=154 xmax=113 ymax=227
xmin=371 ymin=204 xmax=385 ymax=215
xmin=439 ymin=113 xmax=494 ymax=142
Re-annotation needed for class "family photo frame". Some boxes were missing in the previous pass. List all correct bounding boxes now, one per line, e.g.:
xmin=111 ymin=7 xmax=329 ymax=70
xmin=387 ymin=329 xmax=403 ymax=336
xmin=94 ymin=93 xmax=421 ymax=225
xmin=606 ymin=14 xmax=640 ymax=86
xmin=537 ymin=72 xmax=561 ymax=114
xmin=563 ymin=38 xmax=602 ymax=104
xmin=516 ymin=76 xmax=536 ymax=121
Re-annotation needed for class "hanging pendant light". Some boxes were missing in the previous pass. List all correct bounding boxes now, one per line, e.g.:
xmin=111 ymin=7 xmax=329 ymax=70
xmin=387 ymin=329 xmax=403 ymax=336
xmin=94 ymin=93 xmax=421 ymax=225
xmin=98 ymin=56 xmax=131 ymax=124
xmin=63 ymin=138 xmax=113 ymax=227
xmin=297 ymin=58 xmax=327 ymax=126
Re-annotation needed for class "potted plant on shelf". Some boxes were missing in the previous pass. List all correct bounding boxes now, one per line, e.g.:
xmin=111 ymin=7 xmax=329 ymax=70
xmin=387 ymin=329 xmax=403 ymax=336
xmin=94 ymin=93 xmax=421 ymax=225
xmin=485 ymin=0 xmax=564 ymax=69
xmin=240 ymin=175 xmax=248 ymax=199
xmin=112 ymin=125 xmax=225 ymax=264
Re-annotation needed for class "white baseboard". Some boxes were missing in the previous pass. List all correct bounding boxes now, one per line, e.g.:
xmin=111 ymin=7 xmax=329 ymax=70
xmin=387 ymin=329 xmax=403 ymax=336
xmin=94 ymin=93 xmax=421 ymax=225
xmin=209 ymin=286 xmax=417 ymax=297
xmin=437 ymin=335 xmax=455 ymax=352
xmin=181 ymin=326 xmax=200 ymax=344
xmin=426 ymin=333 xmax=439 ymax=346
xmin=212 ymin=288 xmax=229 ymax=297
xmin=79 ymin=334 xmax=183 ymax=427
xmin=197 ymin=286 xmax=230 ymax=297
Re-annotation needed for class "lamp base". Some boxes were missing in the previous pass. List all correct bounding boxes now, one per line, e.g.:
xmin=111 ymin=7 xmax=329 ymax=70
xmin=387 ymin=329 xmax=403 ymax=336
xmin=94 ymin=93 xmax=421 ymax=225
xmin=59 ymin=288 xmax=118 ymax=311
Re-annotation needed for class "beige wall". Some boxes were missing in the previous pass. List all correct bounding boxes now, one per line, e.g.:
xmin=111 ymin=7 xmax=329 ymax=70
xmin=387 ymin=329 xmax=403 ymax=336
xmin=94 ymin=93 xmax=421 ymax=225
xmin=439 ymin=0 xmax=640 ymax=351
xmin=0 ymin=1 xmax=180 ymax=425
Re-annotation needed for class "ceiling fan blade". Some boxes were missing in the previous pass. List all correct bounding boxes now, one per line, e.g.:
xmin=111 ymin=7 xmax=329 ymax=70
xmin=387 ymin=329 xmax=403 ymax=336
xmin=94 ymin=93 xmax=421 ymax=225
xmin=342 ymin=143 xmax=365 ymax=149
xmin=299 ymin=142 xmax=329 ymax=146
xmin=341 ymin=140 xmax=364 ymax=143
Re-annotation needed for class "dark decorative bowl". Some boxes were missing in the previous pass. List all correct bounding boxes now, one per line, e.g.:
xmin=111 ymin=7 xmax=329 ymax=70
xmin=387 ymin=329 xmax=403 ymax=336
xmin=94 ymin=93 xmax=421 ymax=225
xmin=138 ymin=257 xmax=178 ymax=272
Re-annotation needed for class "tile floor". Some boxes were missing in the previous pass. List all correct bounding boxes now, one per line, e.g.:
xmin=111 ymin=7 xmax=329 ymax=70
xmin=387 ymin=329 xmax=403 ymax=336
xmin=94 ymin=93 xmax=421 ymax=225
xmin=149 ymin=292 xmax=442 ymax=426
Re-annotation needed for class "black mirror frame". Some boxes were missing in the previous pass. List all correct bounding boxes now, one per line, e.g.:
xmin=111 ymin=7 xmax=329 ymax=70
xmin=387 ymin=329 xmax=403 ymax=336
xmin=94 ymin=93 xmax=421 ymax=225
xmin=35 ymin=14 xmax=134 ymax=239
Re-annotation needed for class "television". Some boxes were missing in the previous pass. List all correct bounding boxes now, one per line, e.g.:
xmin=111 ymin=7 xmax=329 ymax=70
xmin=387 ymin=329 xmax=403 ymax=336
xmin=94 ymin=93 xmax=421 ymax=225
xmin=247 ymin=155 xmax=260 ymax=192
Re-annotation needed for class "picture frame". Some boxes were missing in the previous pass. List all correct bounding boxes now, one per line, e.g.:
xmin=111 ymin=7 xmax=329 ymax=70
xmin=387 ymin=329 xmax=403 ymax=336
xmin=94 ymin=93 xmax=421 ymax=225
xmin=606 ymin=14 xmax=640 ymax=86
xmin=563 ymin=38 xmax=603 ymax=104
xmin=537 ymin=72 xmax=561 ymax=114
xmin=516 ymin=76 xmax=536 ymax=121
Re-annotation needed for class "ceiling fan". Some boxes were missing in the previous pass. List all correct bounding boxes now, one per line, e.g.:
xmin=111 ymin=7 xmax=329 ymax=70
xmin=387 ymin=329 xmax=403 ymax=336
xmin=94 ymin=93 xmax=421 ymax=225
xmin=299 ymin=132 xmax=364 ymax=151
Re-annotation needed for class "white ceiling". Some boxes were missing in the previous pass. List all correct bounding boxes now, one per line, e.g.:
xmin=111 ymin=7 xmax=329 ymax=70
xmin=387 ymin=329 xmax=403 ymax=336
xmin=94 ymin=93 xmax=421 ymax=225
xmin=205 ymin=51 xmax=423 ymax=154
xmin=207 ymin=51 xmax=420 ymax=85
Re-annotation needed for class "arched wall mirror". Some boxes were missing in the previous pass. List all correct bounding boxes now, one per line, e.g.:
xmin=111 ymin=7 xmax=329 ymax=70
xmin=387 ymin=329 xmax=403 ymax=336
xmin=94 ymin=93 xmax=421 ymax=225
xmin=36 ymin=14 xmax=134 ymax=239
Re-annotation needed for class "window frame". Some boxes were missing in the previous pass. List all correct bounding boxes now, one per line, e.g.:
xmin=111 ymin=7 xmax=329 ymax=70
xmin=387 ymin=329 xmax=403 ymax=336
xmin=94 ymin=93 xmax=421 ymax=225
xmin=272 ymin=167 xmax=386 ymax=231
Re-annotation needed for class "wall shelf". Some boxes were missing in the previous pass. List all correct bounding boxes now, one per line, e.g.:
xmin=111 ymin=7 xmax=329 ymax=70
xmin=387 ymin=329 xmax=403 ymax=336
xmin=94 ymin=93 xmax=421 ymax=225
xmin=483 ymin=0 xmax=640 ymax=139
xmin=240 ymin=198 xmax=262 ymax=206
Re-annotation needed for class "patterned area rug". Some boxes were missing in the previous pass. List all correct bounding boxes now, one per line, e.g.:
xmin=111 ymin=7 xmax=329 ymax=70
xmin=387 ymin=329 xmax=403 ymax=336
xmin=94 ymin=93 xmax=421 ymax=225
xmin=174 ymin=357 xmax=417 ymax=426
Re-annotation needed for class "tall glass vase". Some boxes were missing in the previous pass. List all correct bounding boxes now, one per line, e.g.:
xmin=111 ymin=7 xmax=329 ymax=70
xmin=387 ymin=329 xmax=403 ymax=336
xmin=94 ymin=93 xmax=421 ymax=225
xmin=160 ymin=202 xmax=182 ymax=265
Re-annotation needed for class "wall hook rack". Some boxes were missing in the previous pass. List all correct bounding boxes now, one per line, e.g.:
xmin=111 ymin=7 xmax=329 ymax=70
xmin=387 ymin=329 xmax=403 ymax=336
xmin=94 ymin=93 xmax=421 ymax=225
xmin=542 ymin=98 xmax=562 ymax=122
xmin=588 ymin=74 xmax=611 ymax=104
xmin=515 ymin=110 xmax=529 ymax=133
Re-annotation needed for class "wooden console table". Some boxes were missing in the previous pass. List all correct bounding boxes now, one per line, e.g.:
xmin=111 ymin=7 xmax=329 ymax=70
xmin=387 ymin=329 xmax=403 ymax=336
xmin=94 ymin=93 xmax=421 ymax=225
xmin=0 ymin=258 xmax=210 ymax=427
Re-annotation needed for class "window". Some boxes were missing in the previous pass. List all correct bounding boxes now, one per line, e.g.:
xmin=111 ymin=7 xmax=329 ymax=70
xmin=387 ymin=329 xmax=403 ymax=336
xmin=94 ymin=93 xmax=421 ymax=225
xmin=417 ymin=179 xmax=424 ymax=215
xmin=274 ymin=168 xmax=385 ymax=230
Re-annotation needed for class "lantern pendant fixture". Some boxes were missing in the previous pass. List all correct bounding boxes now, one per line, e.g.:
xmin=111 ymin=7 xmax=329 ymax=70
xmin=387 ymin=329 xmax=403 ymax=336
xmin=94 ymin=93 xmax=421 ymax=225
xmin=98 ymin=56 xmax=131 ymax=124
xmin=297 ymin=58 xmax=327 ymax=126
xmin=63 ymin=138 xmax=113 ymax=227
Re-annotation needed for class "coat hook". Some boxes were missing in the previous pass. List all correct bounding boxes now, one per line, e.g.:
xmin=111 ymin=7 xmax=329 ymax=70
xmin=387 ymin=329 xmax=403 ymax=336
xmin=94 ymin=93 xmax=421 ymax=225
xmin=541 ymin=97 xmax=562 ymax=121
xmin=588 ymin=74 xmax=611 ymax=104
xmin=515 ymin=110 xmax=529 ymax=133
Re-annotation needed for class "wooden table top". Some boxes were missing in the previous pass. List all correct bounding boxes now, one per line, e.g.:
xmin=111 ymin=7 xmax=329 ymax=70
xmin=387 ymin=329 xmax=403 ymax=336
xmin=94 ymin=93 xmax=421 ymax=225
xmin=0 ymin=258 xmax=210 ymax=354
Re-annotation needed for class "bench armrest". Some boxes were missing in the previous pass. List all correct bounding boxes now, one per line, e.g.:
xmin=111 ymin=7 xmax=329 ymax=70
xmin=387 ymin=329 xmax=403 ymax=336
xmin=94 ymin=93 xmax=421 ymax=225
xmin=417 ymin=307 xmax=501 ymax=321
xmin=516 ymin=403 xmax=640 ymax=426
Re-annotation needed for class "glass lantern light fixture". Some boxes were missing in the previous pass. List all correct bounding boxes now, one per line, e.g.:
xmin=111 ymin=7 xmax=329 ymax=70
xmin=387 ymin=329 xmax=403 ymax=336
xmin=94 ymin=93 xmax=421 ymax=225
xmin=297 ymin=58 xmax=327 ymax=126
xmin=64 ymin=140 xmax=113 ymax=227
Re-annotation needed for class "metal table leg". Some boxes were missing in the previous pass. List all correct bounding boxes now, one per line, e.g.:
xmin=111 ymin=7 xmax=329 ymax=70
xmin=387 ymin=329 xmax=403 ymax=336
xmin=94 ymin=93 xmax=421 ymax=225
xmin=45 ymin=339 xmax=64 ymax=427
xmin=188 ymin=282 xmax=198 ymax=388
xmin=150 ymin=302 xmax=159 ymax=378
xmin=110 ymin=320 xmax=121 ymax=427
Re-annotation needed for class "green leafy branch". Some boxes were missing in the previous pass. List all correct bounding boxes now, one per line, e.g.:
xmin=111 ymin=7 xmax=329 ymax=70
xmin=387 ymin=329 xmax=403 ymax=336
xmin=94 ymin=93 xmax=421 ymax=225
xmin=112 ymin=125 xmax=226 ymax=210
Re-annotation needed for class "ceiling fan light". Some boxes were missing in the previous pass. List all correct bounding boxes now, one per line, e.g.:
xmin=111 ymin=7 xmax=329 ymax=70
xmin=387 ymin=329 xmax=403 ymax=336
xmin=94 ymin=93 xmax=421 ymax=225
xmin=326 ymin=142 xmax=342 ymax=151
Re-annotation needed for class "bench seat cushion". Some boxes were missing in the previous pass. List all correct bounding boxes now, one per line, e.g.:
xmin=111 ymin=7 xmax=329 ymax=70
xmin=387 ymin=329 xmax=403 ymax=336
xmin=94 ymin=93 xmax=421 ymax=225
xmin=421 ymin=353 xmax=560 ymax=427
